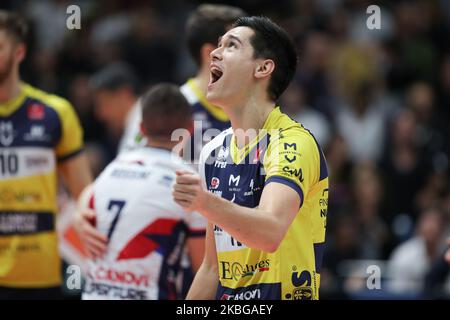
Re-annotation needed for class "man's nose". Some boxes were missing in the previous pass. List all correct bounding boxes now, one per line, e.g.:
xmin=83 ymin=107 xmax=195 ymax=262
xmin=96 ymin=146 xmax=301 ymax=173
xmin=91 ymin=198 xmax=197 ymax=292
xmin=210 ymin=47 xmax=222 ymax=61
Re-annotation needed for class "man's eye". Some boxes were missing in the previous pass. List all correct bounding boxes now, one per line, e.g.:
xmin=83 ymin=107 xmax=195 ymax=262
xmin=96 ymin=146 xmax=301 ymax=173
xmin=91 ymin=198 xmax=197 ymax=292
xmin=228 ymin=42 xmax=236 ymax=48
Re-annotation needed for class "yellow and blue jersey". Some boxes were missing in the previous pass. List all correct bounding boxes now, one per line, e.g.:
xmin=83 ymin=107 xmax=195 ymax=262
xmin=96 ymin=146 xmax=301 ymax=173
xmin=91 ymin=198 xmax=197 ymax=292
xmin=0 ymin=83 xmax=83 ymax=288
xmin=199 ymin=107 xmax=329 ymax=300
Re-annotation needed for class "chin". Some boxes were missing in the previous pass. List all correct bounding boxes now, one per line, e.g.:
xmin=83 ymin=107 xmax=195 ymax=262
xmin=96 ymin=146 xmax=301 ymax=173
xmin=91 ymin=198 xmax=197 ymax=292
xmin=206 ymin=91 xmax=224 ymax=107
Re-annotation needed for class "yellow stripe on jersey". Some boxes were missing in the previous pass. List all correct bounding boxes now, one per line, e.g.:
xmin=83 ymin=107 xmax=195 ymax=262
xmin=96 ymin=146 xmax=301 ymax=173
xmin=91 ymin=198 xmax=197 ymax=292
xmin=0 ymin=85 xmax=27 ymax=117
xmin=186 ymin=79 xmax=229 ymax=122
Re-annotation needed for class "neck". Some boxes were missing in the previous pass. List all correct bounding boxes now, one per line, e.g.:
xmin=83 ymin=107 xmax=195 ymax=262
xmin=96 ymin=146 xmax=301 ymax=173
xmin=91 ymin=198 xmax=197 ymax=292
xmin=192 ymin=63 xmax=211 ymax=97
xmin=0 ymin=71 xmax=21 ymax=103
xmin=225 ymin=93 xmax=275 ymax=149
xmin=146 ymin=139 xmax=175 ymax=152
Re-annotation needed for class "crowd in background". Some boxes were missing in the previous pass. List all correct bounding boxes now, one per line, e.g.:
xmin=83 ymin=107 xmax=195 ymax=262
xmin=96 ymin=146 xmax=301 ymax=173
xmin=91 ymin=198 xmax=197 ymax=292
xmin=2 ymin=0 xmax=450 ymax=299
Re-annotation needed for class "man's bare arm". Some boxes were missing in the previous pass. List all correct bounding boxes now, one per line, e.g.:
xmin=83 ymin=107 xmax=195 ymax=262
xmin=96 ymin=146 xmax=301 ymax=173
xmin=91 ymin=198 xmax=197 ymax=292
xmin=173 ymin=171 xmax=300 ymax=253
xmin=186 ymin=222 xmax=219 ymax=300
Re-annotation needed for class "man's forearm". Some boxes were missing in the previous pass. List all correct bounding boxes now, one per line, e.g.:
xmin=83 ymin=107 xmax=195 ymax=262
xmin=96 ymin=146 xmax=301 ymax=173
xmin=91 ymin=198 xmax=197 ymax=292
xmin=186 ymin=262 xmax=219 ymax=300
xmin=198 ymin=193 xmax=283 ymax=252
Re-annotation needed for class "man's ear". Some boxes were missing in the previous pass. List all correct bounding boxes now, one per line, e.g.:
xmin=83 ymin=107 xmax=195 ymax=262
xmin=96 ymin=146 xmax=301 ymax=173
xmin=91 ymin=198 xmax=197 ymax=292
xmin=15 ymin=43 xmax=26 ymax=64
xmin=254 ymin=59 xmax=275 ymax=79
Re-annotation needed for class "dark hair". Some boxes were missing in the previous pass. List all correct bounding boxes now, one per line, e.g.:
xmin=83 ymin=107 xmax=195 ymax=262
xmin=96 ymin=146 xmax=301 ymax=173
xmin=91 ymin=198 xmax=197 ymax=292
xmin=0 ymin=10 xmax=28 ymax=43
xmin=141 ymin=83 xmax=192 ymax=138
xmin=233 ymin=16 xmax=298 ymax=101
xmin=89 ymin=62 xmax=139 ymax=95
xmin=186 ymin=4 xmax=246 ymax=66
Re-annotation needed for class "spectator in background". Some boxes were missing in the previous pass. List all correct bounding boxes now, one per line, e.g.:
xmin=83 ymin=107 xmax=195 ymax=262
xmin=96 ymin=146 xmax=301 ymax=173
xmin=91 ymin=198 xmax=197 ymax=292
xmin=89 ymin=62 xmax=142 ymax=160
xmin=122 ymin=7 xmax=176 ymax=85
xmin=280 ymin=80 xmax=331 ymax=148
xmin=381 ymin=110 xmax=429 ymax=226
xmin=321 ymin=214 xmax=360 ymax=299
xmin=388 ymin=207 xmax=447 ymax=295
xmin=324 ymin=135 xmax=352 ymax=215
xmin=295 ymin=31 xmax=336 ymax=121
xmin=333 ymin=45 xmax=392 ymax=163
xmin=350 ymin=163 xmax=391 ymax=259
xmin=406 ymin=82 xmax=446 ymax=159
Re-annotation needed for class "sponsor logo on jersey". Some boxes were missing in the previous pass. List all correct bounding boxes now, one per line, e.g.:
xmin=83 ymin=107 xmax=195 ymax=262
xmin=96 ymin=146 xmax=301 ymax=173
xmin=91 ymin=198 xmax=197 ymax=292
xmin=282 ymin=166 xmax=304 ymax=182
xmin=228 ymin=175 xmax=240 ymax=187
xmin=244 ymin=179 xmax=261 ymax=196
xmin=87 ymin=267 xmax=150 ymax=287
xmin=0 ymin=121 xmax=14 ymax=146
xmin=220 ymin=288 xmax=261 ymax=300
xmin=25 ymin=155 xmax=50 ymax=169
xmin=228 ymin=175 xmax=241 ymax=192
xmin=220 ymin=259 xmax=270 ymax=281
xmin=211 ymin=177 xmax=220 ymax=189
xmin=214 ymin=146 xmax=229 ymax=168
xmin=83 ymin=281 xmax=148 ymax=300
xmin=284 ymin=267 xmax=314 ymax=300
xmin=0 ymin=188 xmax=42 ymax=204
xmin=24 ymin=125 xmax=50 ymax=142
xmin=252 ymin=148 xmax=263 ymax=164
xmin=111 ymin=168 xmax=151 ymax=180
xmin=27 ymin=103 xmax=45 ymax=120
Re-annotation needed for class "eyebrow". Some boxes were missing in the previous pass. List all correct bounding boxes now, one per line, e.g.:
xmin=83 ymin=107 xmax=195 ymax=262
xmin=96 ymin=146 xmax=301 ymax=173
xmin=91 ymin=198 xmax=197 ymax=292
xmin=218 ymin=34 xmax=243 ymax=46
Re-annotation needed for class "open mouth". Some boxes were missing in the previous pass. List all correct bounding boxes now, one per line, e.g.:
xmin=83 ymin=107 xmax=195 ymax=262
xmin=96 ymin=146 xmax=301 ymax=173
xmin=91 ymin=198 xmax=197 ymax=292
xmin=210 ymin=66 xmax=223 ymax=85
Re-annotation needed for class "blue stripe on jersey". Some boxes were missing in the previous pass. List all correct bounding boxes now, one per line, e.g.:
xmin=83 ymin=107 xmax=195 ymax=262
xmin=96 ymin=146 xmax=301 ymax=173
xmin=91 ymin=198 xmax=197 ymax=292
xmin=314 ymin=242 xmax=326 ymax=273
xmin=216 ymin=282 xmax=281 ymax=300
xmin=300 ymin=125 xmax=328 ymax=182
xmin=264 ymin=176 xmax=304 ymax=207
xmin=57 ymin=148 xmax=83 ymax=162
xmin=0 ymin=211 xmax=55 ymax=235
xmin=287 ymin=115 xmax=329 ymax=182
xmin=317 ymin=146 xmax=328 ymax=181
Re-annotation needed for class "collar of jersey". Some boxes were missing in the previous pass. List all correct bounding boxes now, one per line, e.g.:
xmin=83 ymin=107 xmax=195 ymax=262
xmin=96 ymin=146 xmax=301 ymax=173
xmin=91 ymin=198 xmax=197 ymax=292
xmin=230 ymin=106 xmax=282 ymax=164
xmin=187 ymin=78 xmax=229 ymax=122
xmin=0 ymin=82 xmax=27 ymax=117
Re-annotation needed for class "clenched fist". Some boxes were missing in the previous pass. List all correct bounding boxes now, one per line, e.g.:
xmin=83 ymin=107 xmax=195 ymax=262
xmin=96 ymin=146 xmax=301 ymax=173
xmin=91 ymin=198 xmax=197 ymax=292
xmin=172 ymin=170 xmax=209 ymax=213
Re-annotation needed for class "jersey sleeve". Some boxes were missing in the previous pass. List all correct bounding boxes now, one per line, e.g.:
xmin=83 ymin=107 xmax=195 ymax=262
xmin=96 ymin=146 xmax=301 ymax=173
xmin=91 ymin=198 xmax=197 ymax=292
xmin=263 ymin=128 xmax=320 ymax=207
xmin=52 ymin=97 xmax=84 ymax=161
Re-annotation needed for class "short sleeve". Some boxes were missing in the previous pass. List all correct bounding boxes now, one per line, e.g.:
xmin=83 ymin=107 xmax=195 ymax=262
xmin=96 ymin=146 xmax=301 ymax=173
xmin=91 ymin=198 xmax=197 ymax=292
xmin=53 ymin=98 xmax=84 ymax=161
xmin=263 ymin=128 xmax=320 ymax=207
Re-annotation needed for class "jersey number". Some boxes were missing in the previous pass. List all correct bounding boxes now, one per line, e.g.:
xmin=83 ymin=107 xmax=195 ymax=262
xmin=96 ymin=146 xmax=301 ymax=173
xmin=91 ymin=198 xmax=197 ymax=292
xmin=0 ymin=152 xmax=18 ymax=175
xmin=107 ymin=200 xmax=126 ymax=240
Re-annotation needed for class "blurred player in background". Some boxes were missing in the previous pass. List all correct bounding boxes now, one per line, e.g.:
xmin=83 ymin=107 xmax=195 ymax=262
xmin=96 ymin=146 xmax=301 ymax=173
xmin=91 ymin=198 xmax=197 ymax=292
xmin=80 ymin=84 xmax=205 ymax=300
xmin=73 ymin=4 xmax=246 ymax=299
xmin=89 ymin=62 xmax=142 ymax=156
xmin=0 ymin=10 xmax=91 ymax=299
xmin=180 ymin=4 xmax=246 ymax=162
xmin=173 ymin=17 xmax=329 ymax=300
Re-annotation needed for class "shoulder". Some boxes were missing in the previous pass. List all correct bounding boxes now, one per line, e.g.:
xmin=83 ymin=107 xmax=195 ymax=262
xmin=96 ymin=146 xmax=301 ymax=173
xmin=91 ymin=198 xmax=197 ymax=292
xmin=268 ymin=122 xmax=319 ymax=158
xmin=23 ymin=83 xmax=75 ymax=115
